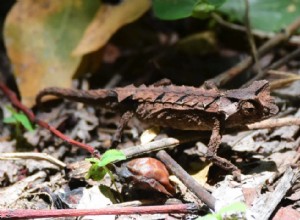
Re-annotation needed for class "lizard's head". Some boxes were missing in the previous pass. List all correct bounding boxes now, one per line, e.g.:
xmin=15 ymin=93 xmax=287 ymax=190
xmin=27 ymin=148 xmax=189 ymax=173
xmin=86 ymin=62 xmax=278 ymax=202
xmin=224 ymin=80 xmax=278 ymax=125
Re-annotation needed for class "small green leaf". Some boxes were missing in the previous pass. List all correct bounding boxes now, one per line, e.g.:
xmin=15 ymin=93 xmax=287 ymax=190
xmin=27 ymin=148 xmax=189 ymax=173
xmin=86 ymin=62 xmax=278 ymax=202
xmin=218 ymin=202 xmax=247 ymax=215
xmin=98 ymin=149 xmax=126 ymax=167
xmin=3 ymin=106 xmax=34 ymax=131
xmin=3 ymin=116 xmax=18 ymax=124
xmin=13 ymin=113 xmax=34 ymax=131
xmin=86 ymin=164 xmax=107 ymax=181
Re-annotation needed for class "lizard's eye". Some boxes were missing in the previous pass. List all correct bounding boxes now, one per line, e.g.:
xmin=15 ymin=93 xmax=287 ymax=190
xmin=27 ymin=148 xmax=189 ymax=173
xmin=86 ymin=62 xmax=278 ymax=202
xmin=241 ymin=101 xmax=257 ymax=116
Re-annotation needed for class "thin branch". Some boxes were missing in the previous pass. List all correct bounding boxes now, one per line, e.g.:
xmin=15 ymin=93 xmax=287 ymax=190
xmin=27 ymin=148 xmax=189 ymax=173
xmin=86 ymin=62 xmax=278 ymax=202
xmin=206 ymin=17 xmax=300 ymax=87
xmin=0 ymin=204 xmax=197 ymax=219
xmin=0 ymin=82 xmax=97 ymax=156
xmin=244 ymin=0 xmax=262 ymax=76
xmin=212 ymin=13 xmax=300 ymax=45
xmin=247 ymin=167 xmax=298 ymax=220
xmin=246 ymin=117 xmax=300 ymax=130
xmin=267 ymin=47 xmax=300 ymax=70
xmin=157 ymin=150 xmax=216 ymax=210
xmin=246 ymin=47 xmax=300 ymax=86
xmin=122 ymin=133 xmax=206 ymax=158
xmin=0 ymin=152 xmax=66 ymax=168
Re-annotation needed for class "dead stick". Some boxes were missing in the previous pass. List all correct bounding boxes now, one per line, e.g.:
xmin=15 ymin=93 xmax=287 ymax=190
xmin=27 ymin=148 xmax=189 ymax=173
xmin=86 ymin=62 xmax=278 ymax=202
xmin=123 ymin=117 xmax=300 ymax=159
xmin=0 ymin=82 xmax=97 ymax=156
xmin=212 ymin=13 xmax=300 ymax=45
xmin=207 ymin=17 xmax=300 ymax=87
xmin=244 ymin=0 xmax=261 ymax=75
xmin=246 ymin=117 xmax=300 ymax=130
xmin=156 ymin=150 xmax=216 ymax=210
xmin=123 ymin=133 xmax=208 ymax=158
xmin=248 ymin=48 xmax=300 ymax=85
xmin=0 ymin=152 xmax=66 ymax=168
xmin=0 ymin=204 xmax=196 ymax=219
xmin=247 ymin=167 xmax=298 ymax=220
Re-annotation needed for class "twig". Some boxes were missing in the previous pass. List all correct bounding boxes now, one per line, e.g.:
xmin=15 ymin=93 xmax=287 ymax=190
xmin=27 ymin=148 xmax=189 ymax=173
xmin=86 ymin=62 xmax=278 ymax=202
xmin=268 ymin=69 xmax=300 ymax=89
xmin=0 ymin=82 xmax=97 ymax=156
xmin=122 ymin=133 xmax=206 ymax=158
xmin=207 ymin=17 xmax=300 ymax=87
xmin=0 ymin=203 xmax=197 ymax=219
xmin=0 ymin=171 xmax=47 ymax=208
xmin=0 ymin=152 xmax=66 ymax=168
xmin=247 ymin=167 xmax=298 ymax=220
xmin=243 ymin=47 xmax=300 ymax=87
xmin=247 ymin=48 xmax=300 ymax=85
xmin=243 ymin=0 xmax=262 ymax=75
xmin=156 ymin=150 xmax=216 ymax=210
xmin=246 ymin=117 xmax=300 ymax=130
xmin=267 ymin=47 xmax=300 ymax=70
xmin=122 ymin=117 xmax=300 ymax=159
xmin=212 ymin=13 xmax=300 ymax=45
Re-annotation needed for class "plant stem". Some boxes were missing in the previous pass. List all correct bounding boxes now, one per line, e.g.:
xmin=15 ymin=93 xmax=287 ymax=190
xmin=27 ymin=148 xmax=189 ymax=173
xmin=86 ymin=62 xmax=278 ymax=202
xmin=104 ymin=166 xmax=123 ymax=202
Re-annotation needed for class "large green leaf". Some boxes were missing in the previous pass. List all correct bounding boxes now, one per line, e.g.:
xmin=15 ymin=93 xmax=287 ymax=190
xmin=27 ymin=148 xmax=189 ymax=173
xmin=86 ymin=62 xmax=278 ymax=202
xmin=153 ymin=0 xmax=198 ymax=20
xmin=219 ymin=0 xmax=300 ymax=32
xmin=153 ymin=0 xmax=226 ymax=20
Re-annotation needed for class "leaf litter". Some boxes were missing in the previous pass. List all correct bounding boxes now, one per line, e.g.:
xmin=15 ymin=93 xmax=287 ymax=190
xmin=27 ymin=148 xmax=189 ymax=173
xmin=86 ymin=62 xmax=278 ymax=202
xmin=1 ymin=2 xmax=300 ymax=219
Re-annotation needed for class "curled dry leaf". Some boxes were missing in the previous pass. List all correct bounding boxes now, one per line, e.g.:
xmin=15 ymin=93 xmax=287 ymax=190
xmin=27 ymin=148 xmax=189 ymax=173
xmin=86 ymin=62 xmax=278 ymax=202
xmin=117 ymin=157 xmax=175 ymax=196
xmin=72 ymin=0 xmax=151 ymax=56
xmin=140 ymin=126 xmax=160 ymax=145
xmin=268 ymin=70 xmax=300 ymax=90
xmin=4 ymin=0 xmax=100 ymax=107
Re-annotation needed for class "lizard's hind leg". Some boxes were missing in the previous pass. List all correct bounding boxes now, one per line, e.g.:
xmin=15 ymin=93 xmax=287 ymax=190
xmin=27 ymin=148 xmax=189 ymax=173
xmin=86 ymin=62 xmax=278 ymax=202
xmin=205 ymin=118 xmax=241 ymax=179
xmin=111 ymin=111 xmax=134 ymax=148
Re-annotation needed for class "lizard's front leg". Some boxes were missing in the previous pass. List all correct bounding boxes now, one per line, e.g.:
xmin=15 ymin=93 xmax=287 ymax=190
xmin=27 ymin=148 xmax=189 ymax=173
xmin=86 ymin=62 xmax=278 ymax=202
xmin=205 ymin=117 xmax=241 ymax=178
xmin=111 ymin=111 xmax=134 ymax=148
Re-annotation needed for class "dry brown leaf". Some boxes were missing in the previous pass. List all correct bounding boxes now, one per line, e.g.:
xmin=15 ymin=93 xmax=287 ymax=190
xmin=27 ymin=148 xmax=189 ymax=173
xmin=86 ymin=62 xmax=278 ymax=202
xmin=72 ymin=0 xmax=151 ymax=56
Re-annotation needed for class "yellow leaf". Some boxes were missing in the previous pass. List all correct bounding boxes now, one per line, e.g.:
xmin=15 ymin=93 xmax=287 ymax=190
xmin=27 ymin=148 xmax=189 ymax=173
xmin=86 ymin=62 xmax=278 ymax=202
xmin=140 ymin=126 xmax=160 ymax=144
xmin=4 ymin=0 xmax=100 ymax=107
xmin=72 ymin=0 xmax=151 ymax=56
xmin=190 ymin=162 xmax=211 ymax=185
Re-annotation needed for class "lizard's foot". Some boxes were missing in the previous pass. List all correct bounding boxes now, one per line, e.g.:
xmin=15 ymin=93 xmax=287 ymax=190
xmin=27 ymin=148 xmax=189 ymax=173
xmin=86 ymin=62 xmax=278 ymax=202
xmin=206 ymin=149 xmax=241 ymax=180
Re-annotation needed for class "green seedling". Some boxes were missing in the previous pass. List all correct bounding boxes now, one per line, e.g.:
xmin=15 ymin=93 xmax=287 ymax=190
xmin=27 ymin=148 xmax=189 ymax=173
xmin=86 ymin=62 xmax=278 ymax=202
xmin=197 ymin=202 xmax=247 ymax=220
xmin=3 ymin=105 xmax=35 ymax=132
xmin=3 ymin=105 xmax=35 ymax=144
xmin=86 ymin=149 xmax=126 ymax=200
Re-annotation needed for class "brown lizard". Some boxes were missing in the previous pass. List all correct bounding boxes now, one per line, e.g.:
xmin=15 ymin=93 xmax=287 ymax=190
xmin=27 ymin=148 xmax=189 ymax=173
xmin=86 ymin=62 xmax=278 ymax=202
xmin=36 ymin=80 xmax=278 ymax=175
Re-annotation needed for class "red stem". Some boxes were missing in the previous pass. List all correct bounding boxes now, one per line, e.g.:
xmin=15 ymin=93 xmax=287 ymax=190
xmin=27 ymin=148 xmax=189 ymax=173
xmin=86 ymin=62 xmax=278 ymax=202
xmin=0 ymin=82 xmax=97 ymax=156
xmin=0 ymin=204 xmax=196 ymax=219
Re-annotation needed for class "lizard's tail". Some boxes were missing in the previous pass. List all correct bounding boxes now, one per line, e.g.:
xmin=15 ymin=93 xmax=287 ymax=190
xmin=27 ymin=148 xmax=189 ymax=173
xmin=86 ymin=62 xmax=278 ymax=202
xmin=36 ymin=87 xmax=118 ymax=107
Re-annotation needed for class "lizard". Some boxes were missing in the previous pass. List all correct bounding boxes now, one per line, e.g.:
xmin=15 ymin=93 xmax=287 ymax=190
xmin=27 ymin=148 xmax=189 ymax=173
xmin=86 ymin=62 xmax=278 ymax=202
xmin=36 ymin=80 xmax=278 ymax=175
